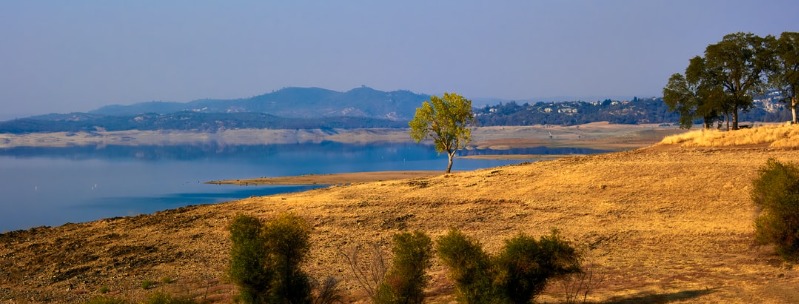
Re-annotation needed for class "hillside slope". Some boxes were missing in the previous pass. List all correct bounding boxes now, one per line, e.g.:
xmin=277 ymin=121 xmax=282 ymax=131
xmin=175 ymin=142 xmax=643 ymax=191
xmin=2 ymin=127 xmax=799 ymax=303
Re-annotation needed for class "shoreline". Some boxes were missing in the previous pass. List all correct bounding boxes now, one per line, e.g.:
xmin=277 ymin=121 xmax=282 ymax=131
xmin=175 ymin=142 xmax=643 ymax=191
xmin=207 ymin=170 xmax=445 ymax=185
xmin=206 ymin=155 xmax=580 ymax=185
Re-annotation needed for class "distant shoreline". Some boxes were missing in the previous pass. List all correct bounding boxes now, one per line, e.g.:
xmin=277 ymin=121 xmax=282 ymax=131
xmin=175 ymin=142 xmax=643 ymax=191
xmin=0 ymin=122 xmax=688 ymax=150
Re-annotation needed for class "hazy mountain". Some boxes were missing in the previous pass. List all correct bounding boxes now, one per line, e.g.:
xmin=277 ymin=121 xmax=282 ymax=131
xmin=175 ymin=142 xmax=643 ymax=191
xmin=0 ymin=111 xmax=406 ymax=134
xmin=90 ymin=86 xmax=430 ymax=121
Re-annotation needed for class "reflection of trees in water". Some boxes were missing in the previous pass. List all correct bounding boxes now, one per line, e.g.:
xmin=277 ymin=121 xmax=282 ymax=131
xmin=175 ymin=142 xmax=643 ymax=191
xmin=0 ymin=142 xmax=437 ymax=162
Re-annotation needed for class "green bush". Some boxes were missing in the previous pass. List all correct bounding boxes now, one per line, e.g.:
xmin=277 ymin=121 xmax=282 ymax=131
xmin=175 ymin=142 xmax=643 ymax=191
xmin=262 ymin=213 xmax=313 ymax=303
xmin=227 ymin=213 xmax=313 ymax=304
xmin=752 ymin=159 xmax=799 ymax=259
xmin=494 ymin=231 xmax=581 ymax=303
xmin=375 ymin=231 xmax=433 ymax=304
xmin=141 ymin=279 xmax=156 ymax=290
xmin=436 ymin=229 xmax=499 ymax=303
xmin=436 ymin=229 xmax=581 ymax=304
xmin=228 ymin=214 xmax=272 ymax=303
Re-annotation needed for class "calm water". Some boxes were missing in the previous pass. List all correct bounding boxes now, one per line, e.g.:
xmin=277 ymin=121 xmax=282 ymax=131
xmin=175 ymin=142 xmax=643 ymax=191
xmin=2 ymin=142 xmax=589 ymax=232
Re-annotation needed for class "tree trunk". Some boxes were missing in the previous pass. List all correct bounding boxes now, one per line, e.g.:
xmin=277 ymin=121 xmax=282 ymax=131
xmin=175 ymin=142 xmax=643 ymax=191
xmin=725 ymin=112 xmax=731 ymax=130
xmin=792 ymin=96 xmax=797 ymax=124
xmin=732 ymin=109 xmax=739 ymax=130
xmin=446 ymin=152 xmax=454 ymax=174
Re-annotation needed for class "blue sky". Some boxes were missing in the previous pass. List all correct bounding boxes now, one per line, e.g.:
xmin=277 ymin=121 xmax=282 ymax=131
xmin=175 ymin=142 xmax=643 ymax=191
xmin=1 ymin=0 xmax=797 ymax=118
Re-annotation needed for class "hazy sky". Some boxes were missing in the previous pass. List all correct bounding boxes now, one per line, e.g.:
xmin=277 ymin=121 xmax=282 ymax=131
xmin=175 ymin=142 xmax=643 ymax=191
xmin=1 ymin=1 xmax=798 ymax=118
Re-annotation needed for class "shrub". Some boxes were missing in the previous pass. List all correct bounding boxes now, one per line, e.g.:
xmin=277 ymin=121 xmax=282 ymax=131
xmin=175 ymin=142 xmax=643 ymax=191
xmin=262 ymin=213 xmax=313 ymax=303
xmin=313 ymin=276 xmax=344 ymax=304
xmin=494 ymin=231 xmax=581 ymax=303
xmin=339 ymin=242 xmax=388 ymax=300
xmin=375 ymin=231 xmax=433 ymax=304
xmin=436 ymin=229 xmax=581 ymax=304
xmin=227 ymin=213 xmax=314 ymax=304
xmin=436 ymin=229 xmax=499 ymax=303
xmin=228 ymin=214 xmax=272 ymax=303
xmin=752 ymin=159 xmax=799 ymax=259
xmin=141 ymin=279 xmax=156 ymax=290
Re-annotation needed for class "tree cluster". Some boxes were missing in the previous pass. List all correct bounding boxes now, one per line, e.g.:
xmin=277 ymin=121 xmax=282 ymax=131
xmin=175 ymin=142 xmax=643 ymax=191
xmin=664 ymin=32 xmax=799 ymax=129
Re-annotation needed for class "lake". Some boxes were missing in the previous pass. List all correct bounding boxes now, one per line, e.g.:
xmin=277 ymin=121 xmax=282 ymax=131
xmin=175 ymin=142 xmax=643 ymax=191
xmin=0 ymin=142 xmax=610 ymax=232
xmin=0 ymin=143 xmax=507 ymax=232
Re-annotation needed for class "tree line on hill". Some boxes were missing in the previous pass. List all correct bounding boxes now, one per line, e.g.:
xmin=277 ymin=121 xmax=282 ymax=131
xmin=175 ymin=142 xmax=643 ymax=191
xmin=1 ymin=96 xmax=790 ymax=134
xmin=474 ymin=96 xmax=789 ymax=127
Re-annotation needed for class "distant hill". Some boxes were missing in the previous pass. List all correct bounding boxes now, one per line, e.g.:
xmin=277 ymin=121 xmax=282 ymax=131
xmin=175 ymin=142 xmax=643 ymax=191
xmin=2 ymin=87 xmax=794 ymax=134
xmin=0 ymin=112 xmax=406 ymax=134
xmin=90 ymin=86 xmax=430 ymax=121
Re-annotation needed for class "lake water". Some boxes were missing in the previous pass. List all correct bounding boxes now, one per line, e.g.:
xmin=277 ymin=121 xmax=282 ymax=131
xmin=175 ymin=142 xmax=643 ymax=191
xmin=0 ymin=142 xmax=609 ymax=232
xmin=0 ymin=143 xmax=507 ymax=232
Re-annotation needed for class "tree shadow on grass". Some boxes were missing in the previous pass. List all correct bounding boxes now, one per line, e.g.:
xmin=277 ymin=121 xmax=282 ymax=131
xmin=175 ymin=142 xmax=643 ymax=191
xmin=603 ymin=288 xmax=716 ymax=304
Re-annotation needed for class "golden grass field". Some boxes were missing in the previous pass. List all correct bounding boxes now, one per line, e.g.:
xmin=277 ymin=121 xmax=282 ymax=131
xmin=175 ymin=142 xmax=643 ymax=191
xmin=2 ymin=124 xmax=799 ymax=303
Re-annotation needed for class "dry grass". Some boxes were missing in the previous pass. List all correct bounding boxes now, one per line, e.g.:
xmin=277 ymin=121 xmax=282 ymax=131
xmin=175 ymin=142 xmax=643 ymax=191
xmin=660 ymin=123 xmax=799 ymax=148
xmin=4 ymin=125 xmax=799 ymax=303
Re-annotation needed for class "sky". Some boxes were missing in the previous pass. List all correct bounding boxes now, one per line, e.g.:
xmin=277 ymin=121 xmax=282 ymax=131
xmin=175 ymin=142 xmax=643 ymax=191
xmin=1 ymin=1 xmax=798 ymax=119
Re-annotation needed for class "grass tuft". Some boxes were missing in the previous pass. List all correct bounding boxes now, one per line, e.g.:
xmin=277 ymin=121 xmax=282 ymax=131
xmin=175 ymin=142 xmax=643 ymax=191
xmin=660 ymin=123 xmax=799 ymax=148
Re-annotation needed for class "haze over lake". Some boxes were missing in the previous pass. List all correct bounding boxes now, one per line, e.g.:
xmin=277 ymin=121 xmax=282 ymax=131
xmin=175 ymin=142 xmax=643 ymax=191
xmin=0 ymin=142 xmax=607 ymax=232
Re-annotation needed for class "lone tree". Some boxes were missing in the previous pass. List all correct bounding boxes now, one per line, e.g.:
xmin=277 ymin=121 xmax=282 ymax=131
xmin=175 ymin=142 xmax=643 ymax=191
xmin=409 ymin=92 xmax=475 ymax=173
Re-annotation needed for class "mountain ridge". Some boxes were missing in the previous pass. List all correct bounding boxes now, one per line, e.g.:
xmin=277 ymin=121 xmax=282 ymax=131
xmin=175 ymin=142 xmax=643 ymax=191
xmin=90 ymin=86 xmax=430 ymax=121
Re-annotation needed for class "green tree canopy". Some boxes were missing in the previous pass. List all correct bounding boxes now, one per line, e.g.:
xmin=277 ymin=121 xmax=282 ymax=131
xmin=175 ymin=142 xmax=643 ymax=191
xmin=663 ymin=56 xmax=726 ymax=129
xmin=663 ymin=32 xmax=778 ymax=130
xmin=663 ymin=73 xmax=699 ymax=129
xmin=766 ymin=32 xmax=799 ymax=124
xmin=409 ymin=92 xmax=475 ymax=173
xmin=703 ymin=32 xmax=770 ymax=130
